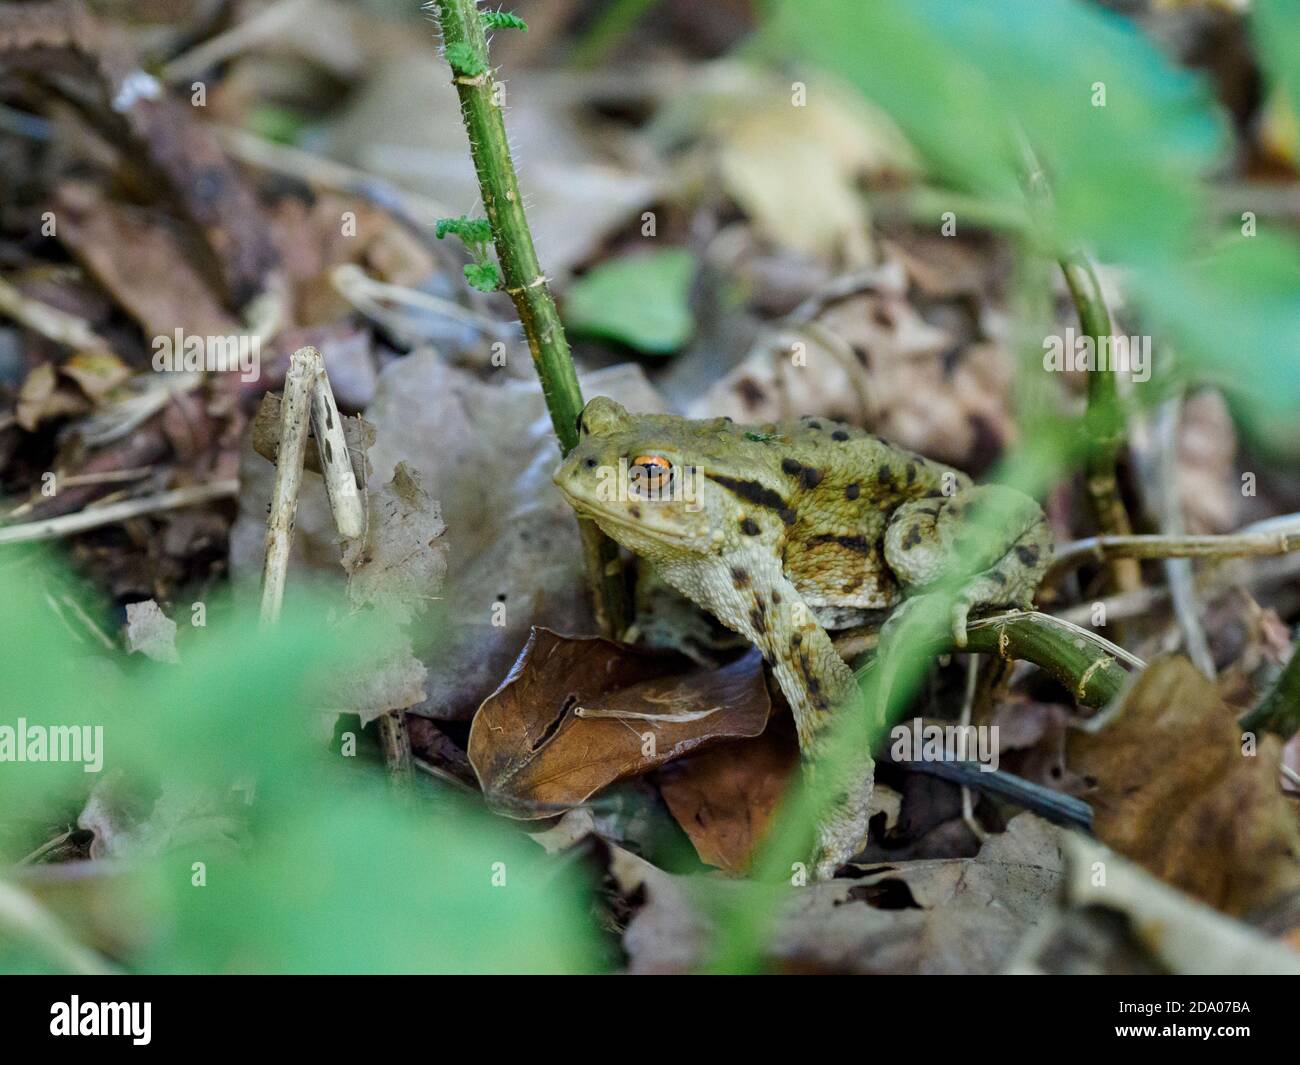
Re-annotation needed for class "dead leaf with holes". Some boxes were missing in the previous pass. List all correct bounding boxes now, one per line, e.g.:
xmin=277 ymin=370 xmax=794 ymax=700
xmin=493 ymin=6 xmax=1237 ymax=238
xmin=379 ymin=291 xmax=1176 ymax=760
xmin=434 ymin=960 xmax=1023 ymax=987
xmin=326 ymin=461 xmax=447 ymax=723
xmin=124 ymin=600 xmax=179 ymax=664
xmin=468 ymin=628 xmax=772 ymax=818
xmin=1068 ymin=655 xmax=1300 ymax=916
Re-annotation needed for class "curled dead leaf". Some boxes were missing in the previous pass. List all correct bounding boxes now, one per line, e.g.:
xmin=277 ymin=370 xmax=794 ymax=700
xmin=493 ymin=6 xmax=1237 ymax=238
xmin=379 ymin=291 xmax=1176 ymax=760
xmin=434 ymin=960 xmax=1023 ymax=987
xmin=468 ymin=628 xmax=771 ymax=819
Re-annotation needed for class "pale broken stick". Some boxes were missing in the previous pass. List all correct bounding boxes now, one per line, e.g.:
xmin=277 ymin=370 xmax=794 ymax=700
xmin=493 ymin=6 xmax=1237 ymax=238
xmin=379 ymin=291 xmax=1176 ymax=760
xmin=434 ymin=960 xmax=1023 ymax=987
xmin=306 ymin=351 xmax=365 ymax=540
xmin=260 ymin=346 xmax=367 ymax=623
xmin=259 ymin=347 xmax=316 ymax=625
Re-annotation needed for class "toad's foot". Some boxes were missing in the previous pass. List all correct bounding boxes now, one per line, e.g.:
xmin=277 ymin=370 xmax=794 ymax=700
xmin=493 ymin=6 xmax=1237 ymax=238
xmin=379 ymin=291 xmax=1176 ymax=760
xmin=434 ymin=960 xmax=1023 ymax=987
xmin=883 ymin=484 xmax=1052 ymax=648
xmin=809 ymin=756 xmax=875 ymax=880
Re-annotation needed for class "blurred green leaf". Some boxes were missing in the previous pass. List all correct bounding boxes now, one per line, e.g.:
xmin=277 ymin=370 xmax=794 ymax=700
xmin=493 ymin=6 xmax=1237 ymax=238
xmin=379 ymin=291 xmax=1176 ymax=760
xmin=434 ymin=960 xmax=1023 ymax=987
xmin=0 ymin=557 xmax=605 ymax=973
xmin=564 ymin=249 xmax=696 ymax=355
xmin=1254 ymin=0 xmax=1300 ymax=129
xmin=137 ymin=785 xmax=604 ymax=974
xmin=769 ymin=0 xmax=1224 ymax=263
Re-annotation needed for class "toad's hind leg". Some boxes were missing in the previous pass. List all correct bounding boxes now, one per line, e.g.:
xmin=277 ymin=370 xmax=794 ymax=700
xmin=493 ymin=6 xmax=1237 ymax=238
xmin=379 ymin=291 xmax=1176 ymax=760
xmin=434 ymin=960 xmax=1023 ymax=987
xmin=882 ymin=485 xmax=1051 ymax=646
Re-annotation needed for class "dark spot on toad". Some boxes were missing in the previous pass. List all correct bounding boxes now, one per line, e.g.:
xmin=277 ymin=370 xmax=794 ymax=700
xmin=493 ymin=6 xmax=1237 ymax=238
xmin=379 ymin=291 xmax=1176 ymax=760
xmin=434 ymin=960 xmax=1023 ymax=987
xmin=799 ymin=466 xmax=824 ymax=489
xmin=832 ymin=429 xmax=850 ymax=441
xmin=740 ymin=517 xmax=761 ymax=536
xmin=1016 ymin=545 xmax=1040 ymax=566
xmin=782 ymin=458 xmax=803 ymax=476
xmin=845 ymin=483 xmax=860 ymax=500
xmin=812 ymin=533 xmax=872 ymax=554
xmin=731 ymin=566 xmax=750 ymax=588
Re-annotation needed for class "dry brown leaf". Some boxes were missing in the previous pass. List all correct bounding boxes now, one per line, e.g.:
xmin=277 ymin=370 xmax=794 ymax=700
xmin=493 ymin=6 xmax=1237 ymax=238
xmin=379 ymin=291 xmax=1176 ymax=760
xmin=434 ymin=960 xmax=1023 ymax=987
xmin=61 ymin=349 xmax=131 ymax=404
xmin=1013 ymin=831 xmax=1300 ymax=975
xmin=55 ymin=183 xmax=240 ymax=340
xmin=613 ymin=813 xmax=1064 ymax=974
xmin=358 ymin=354 xmax=665 ymax=721
xmin=1068 ymin=655 xmax=1300 ymax=916
xmin=655 ymin=714 xmax=798 ymax=874
xmin=468 ymin=629 xmax=772 ymax=819
xmin=716 ymin=81 xmax=910 ymax=264
xmin=16 ymin=361 xmax=88 ymax=431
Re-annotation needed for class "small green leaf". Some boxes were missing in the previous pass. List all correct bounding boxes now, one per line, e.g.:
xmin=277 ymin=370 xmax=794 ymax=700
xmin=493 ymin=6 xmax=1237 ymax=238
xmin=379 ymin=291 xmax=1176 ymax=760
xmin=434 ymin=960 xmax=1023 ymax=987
xmin=464 ymin=261 xmax=502 ymax=292
xmin=563 ymin=249 xmax=696 ymax=355
xmin=744 ymin=431 xmax=778 ymax=443
xmin=445 ymin=41 xmax=487 ymax=77
xmin=482 ymin=10 xmax=528 ymax=31
xmin=435 ymin=216 xmax=493 ymax=245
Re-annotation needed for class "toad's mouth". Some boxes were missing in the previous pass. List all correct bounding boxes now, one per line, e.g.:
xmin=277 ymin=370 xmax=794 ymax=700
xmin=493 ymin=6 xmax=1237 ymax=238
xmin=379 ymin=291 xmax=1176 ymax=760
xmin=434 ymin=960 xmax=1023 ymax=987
xmin=561 ymin=493 xmax=694 ymax=545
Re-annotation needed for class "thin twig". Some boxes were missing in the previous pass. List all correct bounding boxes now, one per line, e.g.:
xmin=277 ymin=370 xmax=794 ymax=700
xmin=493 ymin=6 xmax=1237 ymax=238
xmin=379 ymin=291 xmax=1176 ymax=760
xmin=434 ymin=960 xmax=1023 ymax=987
xmin=1054 ymin=549 xmax=1300 ymax=627
xmin=0 ymin=274 xmax=108 ymax=350
xmin=376 ymin=711 xmax=414 ymax=793
xmin=0 ymin=480 xmax=237 ymax=546
xmin=958 ymin=654 xmax=988 ymax=844
xmin=1051 ymin=529 xmax=1300 ymax=572
xmin=1150 ymin=397 xmax=1215 ymax=675
xmin=895 ymin=760 xmax=1094 ymax=832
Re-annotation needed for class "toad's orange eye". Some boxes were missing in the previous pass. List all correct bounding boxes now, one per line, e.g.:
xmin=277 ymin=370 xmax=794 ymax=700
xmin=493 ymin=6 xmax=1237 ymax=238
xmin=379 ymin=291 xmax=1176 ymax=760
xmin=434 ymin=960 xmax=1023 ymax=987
xmin=629 ymin=454 xmax=673 ymax=496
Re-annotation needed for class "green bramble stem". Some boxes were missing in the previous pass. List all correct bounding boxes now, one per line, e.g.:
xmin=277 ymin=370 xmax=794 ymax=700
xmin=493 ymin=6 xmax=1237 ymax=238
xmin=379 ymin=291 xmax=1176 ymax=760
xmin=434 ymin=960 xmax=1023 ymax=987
xmin=1061 ymin=257 xmax=1141 ymax=595
xmin=1240 ymin=647 xmax=1300 ymax=740
xmin=427 ymin=0 xmax=628 ymax=637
